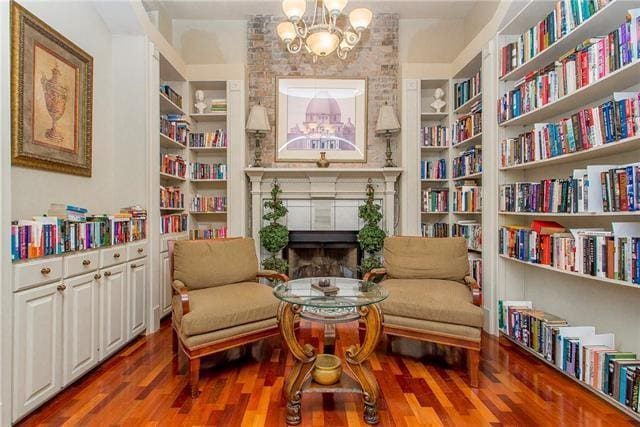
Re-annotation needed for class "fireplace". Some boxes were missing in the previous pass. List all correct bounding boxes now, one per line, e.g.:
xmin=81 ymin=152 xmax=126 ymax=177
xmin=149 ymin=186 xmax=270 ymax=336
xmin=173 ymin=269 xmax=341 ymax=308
xmin=285 ymin=231 xmax=362 ymax=279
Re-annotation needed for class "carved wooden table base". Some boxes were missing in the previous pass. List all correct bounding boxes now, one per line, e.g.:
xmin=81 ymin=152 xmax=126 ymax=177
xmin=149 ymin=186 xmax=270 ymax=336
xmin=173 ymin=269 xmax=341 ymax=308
xmin=277 ymin=302 xmax=383 ymax=425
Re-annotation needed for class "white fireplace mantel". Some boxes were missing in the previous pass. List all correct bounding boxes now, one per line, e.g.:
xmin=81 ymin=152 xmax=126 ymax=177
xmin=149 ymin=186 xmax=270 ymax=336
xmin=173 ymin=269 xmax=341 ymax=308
xmin=244 ymin=167 xmax=402 ymax=254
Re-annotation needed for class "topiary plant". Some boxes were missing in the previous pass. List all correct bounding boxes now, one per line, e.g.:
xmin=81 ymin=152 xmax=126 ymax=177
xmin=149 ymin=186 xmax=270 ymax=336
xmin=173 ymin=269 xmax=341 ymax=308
xmin=358 ymin=180 xmax=386 ymax=275
xmin=259 ymin=180 xmax=289 ymax=274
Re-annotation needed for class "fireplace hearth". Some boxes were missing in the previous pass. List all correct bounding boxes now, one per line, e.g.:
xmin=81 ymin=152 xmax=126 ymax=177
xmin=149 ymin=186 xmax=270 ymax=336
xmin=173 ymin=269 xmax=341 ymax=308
xmin=285 ymin=231 xmax=362 ymax=280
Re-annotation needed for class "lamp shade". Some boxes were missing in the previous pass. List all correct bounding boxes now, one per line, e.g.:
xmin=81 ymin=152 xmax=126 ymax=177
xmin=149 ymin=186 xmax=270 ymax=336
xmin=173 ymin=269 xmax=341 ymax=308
xmin=349 ymin=8 xmax=372 ymax=31
xmin=306 ymin=31 xmax=340 ymax=57
xmin=376 ymin=103 xmax=400 ymax=133
xmin=277 ymin=21 xmax=297 ymax=42
xmin=246 ymin=104 xmax=270 ymax=132
xmin=282 ymin=0 xmax=306 ymax=20
xmin=324 ymin=0 xmax=348 ymax=15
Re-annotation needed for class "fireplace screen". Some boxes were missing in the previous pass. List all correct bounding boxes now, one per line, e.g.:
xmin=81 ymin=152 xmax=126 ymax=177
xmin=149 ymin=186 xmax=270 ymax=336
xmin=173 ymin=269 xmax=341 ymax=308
xmin=285 ymin=231 xmax=361 ymax=279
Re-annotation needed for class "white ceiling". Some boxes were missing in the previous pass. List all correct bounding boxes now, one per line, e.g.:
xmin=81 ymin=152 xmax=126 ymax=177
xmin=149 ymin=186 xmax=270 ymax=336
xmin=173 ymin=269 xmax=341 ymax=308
xmin=143 ymin=0 xmax=498 ymax=20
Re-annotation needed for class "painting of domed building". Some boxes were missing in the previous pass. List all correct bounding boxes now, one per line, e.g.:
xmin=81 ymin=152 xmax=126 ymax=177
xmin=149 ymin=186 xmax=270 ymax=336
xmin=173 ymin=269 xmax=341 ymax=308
xmin=277 ymin=78 xmax=367 ymax=162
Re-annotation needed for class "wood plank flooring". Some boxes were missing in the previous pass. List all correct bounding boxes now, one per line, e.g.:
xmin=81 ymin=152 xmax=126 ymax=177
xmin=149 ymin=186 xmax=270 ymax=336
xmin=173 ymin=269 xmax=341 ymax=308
xmin=18 ymin=319 xmax=639 ymax=426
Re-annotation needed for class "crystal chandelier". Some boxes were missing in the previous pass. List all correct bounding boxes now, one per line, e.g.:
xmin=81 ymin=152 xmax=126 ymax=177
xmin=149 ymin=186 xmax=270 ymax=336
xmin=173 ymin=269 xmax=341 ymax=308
xmin=276 ymin=0 xmax=373 ymax=61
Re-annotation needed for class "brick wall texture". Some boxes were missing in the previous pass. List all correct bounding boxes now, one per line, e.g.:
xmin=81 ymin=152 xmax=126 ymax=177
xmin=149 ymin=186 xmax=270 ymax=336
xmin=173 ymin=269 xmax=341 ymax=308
xmin=247 ymin=13 xmax=399 ymax=167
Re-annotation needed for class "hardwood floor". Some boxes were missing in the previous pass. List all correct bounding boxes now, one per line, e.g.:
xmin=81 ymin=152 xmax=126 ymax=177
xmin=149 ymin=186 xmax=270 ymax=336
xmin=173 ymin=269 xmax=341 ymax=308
xmin=18 ymin=319 xmax=639 ymax=426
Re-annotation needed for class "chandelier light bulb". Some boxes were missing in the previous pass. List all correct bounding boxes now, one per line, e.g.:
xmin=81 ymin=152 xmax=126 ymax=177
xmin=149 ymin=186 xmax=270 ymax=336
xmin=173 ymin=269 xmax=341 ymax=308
xmin=324 ymin=0 xmax=348 ymax=16
xmin=306 ymin=31 xmax=340 ymax=57
xmin=282 ymin=0 xmax=306 ymax=21
xmin=277 ymin=21 xmax=297 ymax=42
xmin=349 ymin=8 xmax=372 ymax=31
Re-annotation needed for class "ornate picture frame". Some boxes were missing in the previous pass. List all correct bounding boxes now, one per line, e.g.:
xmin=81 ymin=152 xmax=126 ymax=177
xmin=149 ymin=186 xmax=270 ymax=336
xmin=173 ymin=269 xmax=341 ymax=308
xmin=11 ymin=1 xmax=93 ymax=177
xmin=276 ymin=77 xmax=367 ymax=163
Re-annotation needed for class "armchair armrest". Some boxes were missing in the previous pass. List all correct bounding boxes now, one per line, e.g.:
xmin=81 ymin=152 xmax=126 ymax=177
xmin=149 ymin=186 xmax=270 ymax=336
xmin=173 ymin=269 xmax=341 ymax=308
xmin=172 ymin=279 xmax=190 ymax=316
xmin=363 ymin=268 xmax=387 ymax=282
xmin=257 ymin=270 xmax=289 ymax=283
xmin=464 ymin=276 xmax=482 ymax=307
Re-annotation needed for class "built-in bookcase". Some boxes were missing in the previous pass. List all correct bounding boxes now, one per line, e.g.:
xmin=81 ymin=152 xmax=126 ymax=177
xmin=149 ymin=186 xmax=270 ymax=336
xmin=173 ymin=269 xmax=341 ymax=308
xmin=495 ymin=0 xmax=640 ymax=420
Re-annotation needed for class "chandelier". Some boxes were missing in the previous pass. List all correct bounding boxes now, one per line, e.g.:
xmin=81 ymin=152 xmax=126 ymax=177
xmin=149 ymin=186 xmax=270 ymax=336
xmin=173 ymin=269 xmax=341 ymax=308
xmin=276 ymin=0 xmax=373 ymax=61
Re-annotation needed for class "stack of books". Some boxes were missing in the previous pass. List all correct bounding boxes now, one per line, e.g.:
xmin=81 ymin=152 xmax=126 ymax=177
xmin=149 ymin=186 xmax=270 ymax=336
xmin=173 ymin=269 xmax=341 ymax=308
xmin=190 ymin=195 xmax=227 ymax=213
xmin=161 ymin=213 xmax=188 ymax=234
xmin=453 ymin=182 xmax=481 ymax=212
xmin=452 ymin=146 xmax=482 ymax=178
xmin=189 ymin=130 xmax=227 ymax=148
xmin=422 ymin=188 xmax=449 ymax=213
xmin=161 ymin=154 xmax=186 ymax=178
xmin=454 ymin=70 xmax=481 ymax=108
xmin=422 ymin=125 xmax=448 ymax=147
xmin=160 ymin=115 xmax=189 ymax=145
xmin=452 ymin=220 xmax=482 ymax=251
xmin=420 ymin=159 xmax=446 ymax=180
xmin=160 ymin=84 xmax=182 ymax=108
xmin=160 ymin=186 xmax=184 ymax=209
xmin=421 ymin=222 xmax=449 ymax=238
xmin=452 ymin=102 xmax=482 ymax=145
xmin=189 ymin=162 xmax=227 ymax=180
xmin=121 ymin=206 xmax=147 ymax=241
xmin=209 ymin=99 xmax=227 ymax=113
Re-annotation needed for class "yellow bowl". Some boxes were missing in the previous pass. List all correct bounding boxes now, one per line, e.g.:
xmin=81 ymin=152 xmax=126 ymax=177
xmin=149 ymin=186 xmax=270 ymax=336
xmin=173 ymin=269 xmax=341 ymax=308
xmin=312 ymin=354 xmax=342 ymax=385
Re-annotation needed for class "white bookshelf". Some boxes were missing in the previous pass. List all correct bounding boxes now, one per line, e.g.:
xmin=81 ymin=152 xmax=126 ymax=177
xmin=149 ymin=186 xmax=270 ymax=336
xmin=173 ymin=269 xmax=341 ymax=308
xmin=495 ymin=0 xmax=640 ymax=419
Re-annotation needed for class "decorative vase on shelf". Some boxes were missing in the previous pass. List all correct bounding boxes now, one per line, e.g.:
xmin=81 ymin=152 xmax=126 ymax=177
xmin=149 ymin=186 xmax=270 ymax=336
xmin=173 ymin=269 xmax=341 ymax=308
xmin=316 ymin=152 xmax=330 ymax=168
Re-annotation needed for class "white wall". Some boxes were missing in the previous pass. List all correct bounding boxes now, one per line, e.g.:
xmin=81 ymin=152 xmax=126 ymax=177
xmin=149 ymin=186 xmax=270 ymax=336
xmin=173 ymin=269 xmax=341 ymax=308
xmin=172 ymin=19 xmax=246 ymax=65
xmin=399 ymin=19 xmax=466 ymax=64
xmin=10 ymin=1 xmax=115 ymax=219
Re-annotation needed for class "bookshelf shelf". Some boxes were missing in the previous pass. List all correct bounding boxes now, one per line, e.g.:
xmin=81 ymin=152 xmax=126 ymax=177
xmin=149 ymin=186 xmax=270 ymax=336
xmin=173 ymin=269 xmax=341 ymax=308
xmin=499 ymin=135 xmax=640 ymax=171
xmin=453 ymin=211 xmax=482 ymax=215
xmin=500 ymin=332 xmax=640 ymax=422
xmin=420 ymin=179 xmax=448 ymax=183
xmin=498 ymin=211 xmax=639 ymax=217
xmin=499 ymin=60 xmax=640 ymax=127
xmin=189 ymin=179 xmax=227 ymax=184
xmin=421 ymin=211 xmax=449 ymax=215
xmin=160 ymin=172 xmax=186 ymax=182
xmin=160 ymin=207 xmax=185 ymax=212
xmin=160 ymin=133 xmax=187 ymax=149
xmin=420 ymin=146 xmax=448 ymax=152
xmin=452 ymin=132 xmax=482 ymax=150
xmin=420 ymin=112 xmax=448 ymax=121
xmin=189 ymin=211 xmax=227 ymax=215
xmin=500 ymin=255 xmax=640 ymax=290
xmin=499 ymin=0 xmax=633 ymax=82
xmin=190 ymin=112 xmax=227 ymax=122
xmin=453 ymin=171 xmax=482 ymax=180
xmin=453 ymin=92 xmax=482 ymax=114
xmin=159 ymin=92 xmax=186 ymax=116
xmin=189 ymin=146 xmax=227 ymax=152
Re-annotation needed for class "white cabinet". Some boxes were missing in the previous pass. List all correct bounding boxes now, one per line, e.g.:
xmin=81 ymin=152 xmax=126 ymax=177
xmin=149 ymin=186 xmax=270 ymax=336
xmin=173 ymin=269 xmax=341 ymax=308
xmin=161 ymin=252 xmax=172 ymax=316
xmin=128 ymin=258 xmax=147 ymax=339
xmin=63 ymin=272 xmax=100 ymax=385
xmin=13 ymin=282 xmax=63 ymax=420
xmin=100 ymin=264 xmax=127 ymax=360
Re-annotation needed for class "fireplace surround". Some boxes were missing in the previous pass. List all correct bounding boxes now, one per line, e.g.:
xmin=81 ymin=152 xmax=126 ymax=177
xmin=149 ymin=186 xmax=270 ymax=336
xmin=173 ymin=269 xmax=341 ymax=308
xmin=286 ymin=231 xmax=361 ymax=279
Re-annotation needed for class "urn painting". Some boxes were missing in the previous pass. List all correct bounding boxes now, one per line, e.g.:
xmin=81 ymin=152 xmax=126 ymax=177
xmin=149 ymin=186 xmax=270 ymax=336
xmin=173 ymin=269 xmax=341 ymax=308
xmin=276 ymin=78 xmax=367 ymax=163
xmin=11 ymin=1 xmax=93 ymax=176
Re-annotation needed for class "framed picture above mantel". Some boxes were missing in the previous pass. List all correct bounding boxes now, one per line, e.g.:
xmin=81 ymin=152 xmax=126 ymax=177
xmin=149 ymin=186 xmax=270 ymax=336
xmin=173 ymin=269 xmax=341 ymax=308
xmin=276 ymin=77 xmax=367 ymax=163
xmin=11 ymin=1 xmax=94 ymax=177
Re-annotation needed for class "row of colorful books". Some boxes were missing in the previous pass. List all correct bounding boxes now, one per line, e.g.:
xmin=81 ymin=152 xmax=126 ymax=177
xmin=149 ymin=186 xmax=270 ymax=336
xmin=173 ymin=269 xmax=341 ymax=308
xmin=452 ymin=221 xmax=482 ymax=252
xmin=499 ymin=163 xmax=639 ymax=213
xmin=499 ymin=0 xmax=615 ymax=76
xmin=161 ymin=214 xmax=188 ymax=234
xmin=470 ymin=258 xmax=482 ymax=288
xmin=189 ymin=162 xmax=227 ymax=180
xmin=421 ymin=125 xmax=448 ymax=147
xmin=454 ymin=71 xmax=481 ymax=109
xmin=452 ymin=146 xmax=482 ymax=178
xmin=452 ymin=105 xmax=482 ymax=145
xmin=420 ymin=159 xmax=446 ymax=180
xmin=421 ymin=222 xmax=449 ymax=238
xmin=189 ymin=130 xmax=227 ymax=148
xmin=11 ymin=204 xmax=147 ymax=261
xmin=190 ymin=195 xmax=227 ymax=213
xmin=160 ymin=84 xmax=182 ymax=108
xmin=498 ymin=221 xmax=640 ymax=283
xmin=499 ymin=91 xmax=640 ymax=167
xmin=498 ymin=9 xmax=640 ymax=123
xmin=452 ymin=184 xmax=481 ymax=213
xmin=160 ymin=186 xmax=184 ymax=209
xmin=499 ymin=300 xmax=640 ymax=413
xmin=422 ymin=188 xmax=449 ymax=213
xmin=161 ymin=154 xmax=186 ymax=178
xmin=188 ymin=226 xmax=228 ymax=240
xmin=160 ymin=115 xmax=189 ymax=145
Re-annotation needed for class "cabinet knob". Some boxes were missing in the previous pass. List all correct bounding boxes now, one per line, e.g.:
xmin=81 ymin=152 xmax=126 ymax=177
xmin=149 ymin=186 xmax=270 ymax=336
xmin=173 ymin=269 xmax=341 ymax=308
xmin=57 ymin=284 xmax=66 ymax=292
xmin=104 ymin=271 xmax=112 ymax=277
xmin=41 ymin=267 xmax=51 ymax=275
xmin=130 ymin=264 xmax=137 ymax=269
xmin=137 ymin=248 xmax=144 ymax=253
xmin=113 ymin=253 xmax=121 ymax=259
xmin=83 ymin=259 xmax=92 ymax=266
xmin=94 ymin=273 xmax=102 ymax=280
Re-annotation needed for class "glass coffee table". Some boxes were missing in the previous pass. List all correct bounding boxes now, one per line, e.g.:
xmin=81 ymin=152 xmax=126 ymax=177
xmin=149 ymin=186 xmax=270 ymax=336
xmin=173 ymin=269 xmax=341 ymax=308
xmin=273 ymin=277 xmax=388 ymax=425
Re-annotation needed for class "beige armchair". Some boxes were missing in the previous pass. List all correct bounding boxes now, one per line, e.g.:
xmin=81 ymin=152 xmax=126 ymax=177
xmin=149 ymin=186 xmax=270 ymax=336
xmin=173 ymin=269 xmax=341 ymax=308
xmin=365 ymin=236 xmax=483 ymax=387
xmin=169 ymin=238 xmax=288 ymax=397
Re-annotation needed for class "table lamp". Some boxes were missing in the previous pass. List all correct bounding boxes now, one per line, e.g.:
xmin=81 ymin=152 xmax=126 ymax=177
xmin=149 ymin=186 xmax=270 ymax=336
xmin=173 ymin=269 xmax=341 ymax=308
xmin=376 ymin=102 xmax=400 ymax=167
xmin=246 ymin=104 xmax=270 ymax=167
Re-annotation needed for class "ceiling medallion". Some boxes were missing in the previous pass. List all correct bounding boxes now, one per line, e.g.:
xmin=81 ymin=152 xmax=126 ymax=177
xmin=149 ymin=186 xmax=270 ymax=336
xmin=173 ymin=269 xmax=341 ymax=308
xmin=276 ymin=0 xmax=372 ymax=61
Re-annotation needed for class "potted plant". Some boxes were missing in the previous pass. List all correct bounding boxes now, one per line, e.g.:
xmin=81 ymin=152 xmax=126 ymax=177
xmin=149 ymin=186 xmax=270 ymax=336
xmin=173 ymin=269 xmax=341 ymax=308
xmin=259 ymin=180 xmax=289 ymax=274
xmin=358 ymin=180 xmax=386 ymax=276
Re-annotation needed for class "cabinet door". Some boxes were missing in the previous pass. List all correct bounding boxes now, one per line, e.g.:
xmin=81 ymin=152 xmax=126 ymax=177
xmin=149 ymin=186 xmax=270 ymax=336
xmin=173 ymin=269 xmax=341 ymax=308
xmin=161 ymin=252 xmax=172 ymax=316
xmin=100 ymin=263 xmax=127 ymax=360
xmin=63 ymin=272 xmax=100 ymax=385
xmin=13 ymin=282 xmax=63 ymax=421
xmin=128 ymin=258 xmax=147 ymax=339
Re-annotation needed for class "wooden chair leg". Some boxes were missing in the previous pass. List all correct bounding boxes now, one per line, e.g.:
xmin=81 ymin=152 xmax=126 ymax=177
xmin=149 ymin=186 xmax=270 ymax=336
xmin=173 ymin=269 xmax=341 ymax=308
xmin=172 ymin=328 xmax=178 ymax=352
xmin=467 ymin=349 xmax=480 ymax=388
xmin=177 ymin=345 xmax=188 ymax=375
xmin=190 ymin=358 xmax=201 ymax=398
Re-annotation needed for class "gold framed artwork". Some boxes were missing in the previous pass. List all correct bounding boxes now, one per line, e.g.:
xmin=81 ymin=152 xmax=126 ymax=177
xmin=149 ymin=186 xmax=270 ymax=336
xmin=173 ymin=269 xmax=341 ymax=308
xmin=276 ymin=77 xmax=367 ymax=163
xmin=11 ymin=1 xmax=93 ymax=177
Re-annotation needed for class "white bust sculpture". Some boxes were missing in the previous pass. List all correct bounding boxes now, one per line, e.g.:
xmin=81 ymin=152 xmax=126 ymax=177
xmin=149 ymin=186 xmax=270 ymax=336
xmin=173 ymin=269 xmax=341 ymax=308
xmin=194 ymin=89 xmax=207 ymax=114
xmin=430 ymin=88 xmax=446 ymax=113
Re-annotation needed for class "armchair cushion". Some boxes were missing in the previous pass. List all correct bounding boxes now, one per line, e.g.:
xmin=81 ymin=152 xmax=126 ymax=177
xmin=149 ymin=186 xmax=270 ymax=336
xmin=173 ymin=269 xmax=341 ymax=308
xmin=173 ymin=238 xmax=258 ymax=289
xmin=381 ymin=278 xmax=483 ymax=328
xmin=383 ymin=236 xmax=469 ymax=281
xmin=174 ymin=282 xmax=278 ymax=336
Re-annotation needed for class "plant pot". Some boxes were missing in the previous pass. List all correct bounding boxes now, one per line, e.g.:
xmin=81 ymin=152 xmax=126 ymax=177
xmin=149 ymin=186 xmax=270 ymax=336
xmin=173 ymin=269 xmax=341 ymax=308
xmin=312 ymin=354 xmax=342 ymax=385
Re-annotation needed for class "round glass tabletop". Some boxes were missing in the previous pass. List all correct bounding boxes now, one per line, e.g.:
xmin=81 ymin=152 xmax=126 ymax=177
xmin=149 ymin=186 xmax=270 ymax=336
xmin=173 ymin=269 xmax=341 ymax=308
xmin=273 ymin=277 xmax=388 ymax=309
